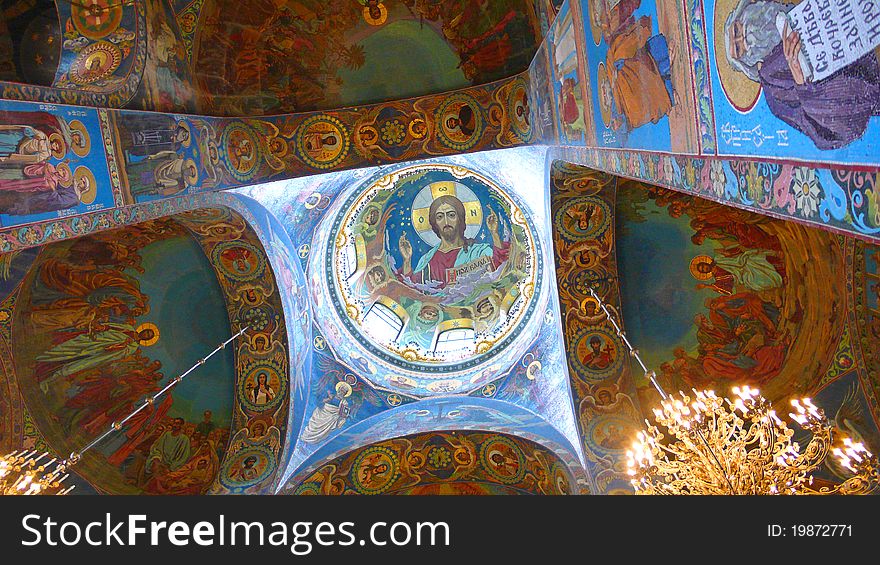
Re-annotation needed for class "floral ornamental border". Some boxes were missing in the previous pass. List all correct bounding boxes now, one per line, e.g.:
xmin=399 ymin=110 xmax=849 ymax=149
xmin=553 ymin=146 xmax=880 ymax=243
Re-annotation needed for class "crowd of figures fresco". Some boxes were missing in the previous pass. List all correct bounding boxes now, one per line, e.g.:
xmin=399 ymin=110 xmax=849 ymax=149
xmin=551 ymin=161 xmax=880 ymax=493
xmin=0 ymin=205 xmax=291 ymax=494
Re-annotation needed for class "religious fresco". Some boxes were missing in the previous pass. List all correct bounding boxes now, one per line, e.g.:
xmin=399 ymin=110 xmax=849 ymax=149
xmin=549 ymin=160 xmax=880 ymax=495
xmin=317 ymin=162 xmax=542 ymax=395
xmin=0 ymin=201 xmax=294 ymax=495
xmin=529 ymin=41 xmax=558 ymax=142
xmin=128 ymin=0 xmax=196 ymax=113
xmin=553 ymin=145 xmax=880 ymax=241
xmin=547 ymin=0 xmax=594 ymax=145
xmin=550 ymin=161 xmax=643 ymax=494
xmin=578 ymin=0 xmax=699 ymax=152
xmin=615 ymin=177 xmax=880 ymax=481
xmin=9 ymin=217 xmax=237 ymax=495
xmin=708 ymin=0 xmax=880 ymax=163
xmin=283 ymin=431 xmax=578 ymax=495
xmin=0 ymin=0 xmax=61 ymax=86
xmin=0 ymin=0 xmax=147 ymax=108
xmin=616 ymin=179 xmax=846 ymax=403
xmin=191 ymin=0 xmax=543 ymax=116
xmin=0 ymin=100 xmax=118 ymax=229
xmin=280 ymin=394 xmax=589 ymax=490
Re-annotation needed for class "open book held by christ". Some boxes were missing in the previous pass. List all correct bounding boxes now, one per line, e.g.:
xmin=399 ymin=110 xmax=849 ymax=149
xmin=776 ymin=0 xmax=880 ymax=82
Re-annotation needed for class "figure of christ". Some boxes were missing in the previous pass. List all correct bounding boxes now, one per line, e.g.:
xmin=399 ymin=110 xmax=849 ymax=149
xmin=398 ymin=194 xmax=510 ymax=289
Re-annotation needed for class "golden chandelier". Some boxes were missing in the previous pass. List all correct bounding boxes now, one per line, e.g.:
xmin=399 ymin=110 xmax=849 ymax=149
xmin=585 ymin=288 xmax=880 ymax=495
xmin=625 ymin=386 xmax=879 ymax=494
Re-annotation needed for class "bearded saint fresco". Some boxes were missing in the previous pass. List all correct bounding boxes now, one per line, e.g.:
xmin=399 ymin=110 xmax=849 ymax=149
xmin=718 ymin=0 xmax=880 ymax=150
xmin=332 ymin=166 xmax=537 ymax=364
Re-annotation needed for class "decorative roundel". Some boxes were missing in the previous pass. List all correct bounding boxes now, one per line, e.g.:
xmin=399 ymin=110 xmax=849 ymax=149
xmin=570 ymin=326 xmax=623 ymax=383
xmin=293 ymin=482 xmax=322 ymax=495
xmin=351 ymin=446 xmax=399 ymax=494
xmin=551 ymin=463 xmax=571 ymax=495
xmin=435 ymin=93 xmax=484 ymax=151
xmin=238 ymin=361 xmax=286 ymax=412
xmin=479 ymin=436 xmax=526 ymax=484
xmin=585 ymin=414 xmax=638 ymax=458
xmin=220 ymin=445 xmax=277 ymax=489
xmin=296 ymin=115 xmax=350 ymax=169
xmin=507 ymin=78 xmax=531 ymax=141
xmin=212 ymin=241 xmax=266 ymax=282
xmin=70 ymin=41 xmax=122 ymax=84
xmin=326 ymin=163 xmax=542 ymax=378
xmin=221 ymin=122 xmax=261 ymax=182
xmin=554 ymin=196 xmax=611 ymax=242
xmin=71 ymin=0 xmax=123 ymax=40
xmin=240 ymin=305 xmax=274 ymax=333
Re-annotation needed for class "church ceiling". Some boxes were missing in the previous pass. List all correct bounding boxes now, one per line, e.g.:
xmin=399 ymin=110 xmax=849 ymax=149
xmin=551 ymin=161 xmax=880 ymax=493
xmin=191 ymin=0 xmax=545 ymax=115
xmin=281 ymin=430 xmax=582 ymax=495
xmin=0 ymin=206 xmax=292 ymax=494
xmin=237 ymin=147 xmax=586 ymax=487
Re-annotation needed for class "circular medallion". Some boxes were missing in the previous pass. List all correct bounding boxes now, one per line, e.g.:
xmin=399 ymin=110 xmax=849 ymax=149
xmin=68 ymin=120 xmax=91 ymax=157
xmin=585 ymin=414 xmax=638 ymax=457
xmin=570 ymin=326 xmax=623 ymax=383
xmin=480 ymin=436 xmax=526 ymax=484
xmin=238 ymin=361 xmax=286 ymax=412
xmin=241 ymin=305 xmax=274 ymax=333
xmin=508 ymin=79 xmax=531 ymax=140
xmin=220 ymin=446 xmax=276 ymax=488
xmin=325 ymin=164 xmax=542 ymax=381
xmin=586 ymin=0 xmax=604 ymax=45
xmin=72 ymin=0 xmax=123 ymax=40
xmin=212 ymin=241 xmax=266 ymax=282
xmin=554 ymin=196 xmax=611 ymax=242
xmin=221 ymin=122 xmax=260 ymax=182
xmin=435 ymin=94 xmax=484 ymax=151
xmin=296 ymin=115 xmax=350 ymax=169
xmin=351 ymin=446 xmax=399 ymax=494
xmin=73 ymin=166 xmax=97 ymax=205
xmin=70 ymin=41 xmax=122 ymax=84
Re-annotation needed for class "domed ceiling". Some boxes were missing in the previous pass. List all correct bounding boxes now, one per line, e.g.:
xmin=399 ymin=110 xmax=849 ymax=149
xmin=235 ymin=147 xmax=586 ymax=486
xmin=312 ymin=162 xmax=543 ymax=396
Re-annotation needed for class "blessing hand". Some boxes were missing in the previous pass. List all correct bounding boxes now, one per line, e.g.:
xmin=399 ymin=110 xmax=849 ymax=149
xmin=782 ymin=23 xmax=806 ymax=85
xmin=399 ymin=232 xmax=412 ymax=262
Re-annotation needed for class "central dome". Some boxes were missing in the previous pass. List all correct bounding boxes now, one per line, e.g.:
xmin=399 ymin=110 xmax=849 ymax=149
xmin=315 ymin=163 xmax=542 ymax=396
